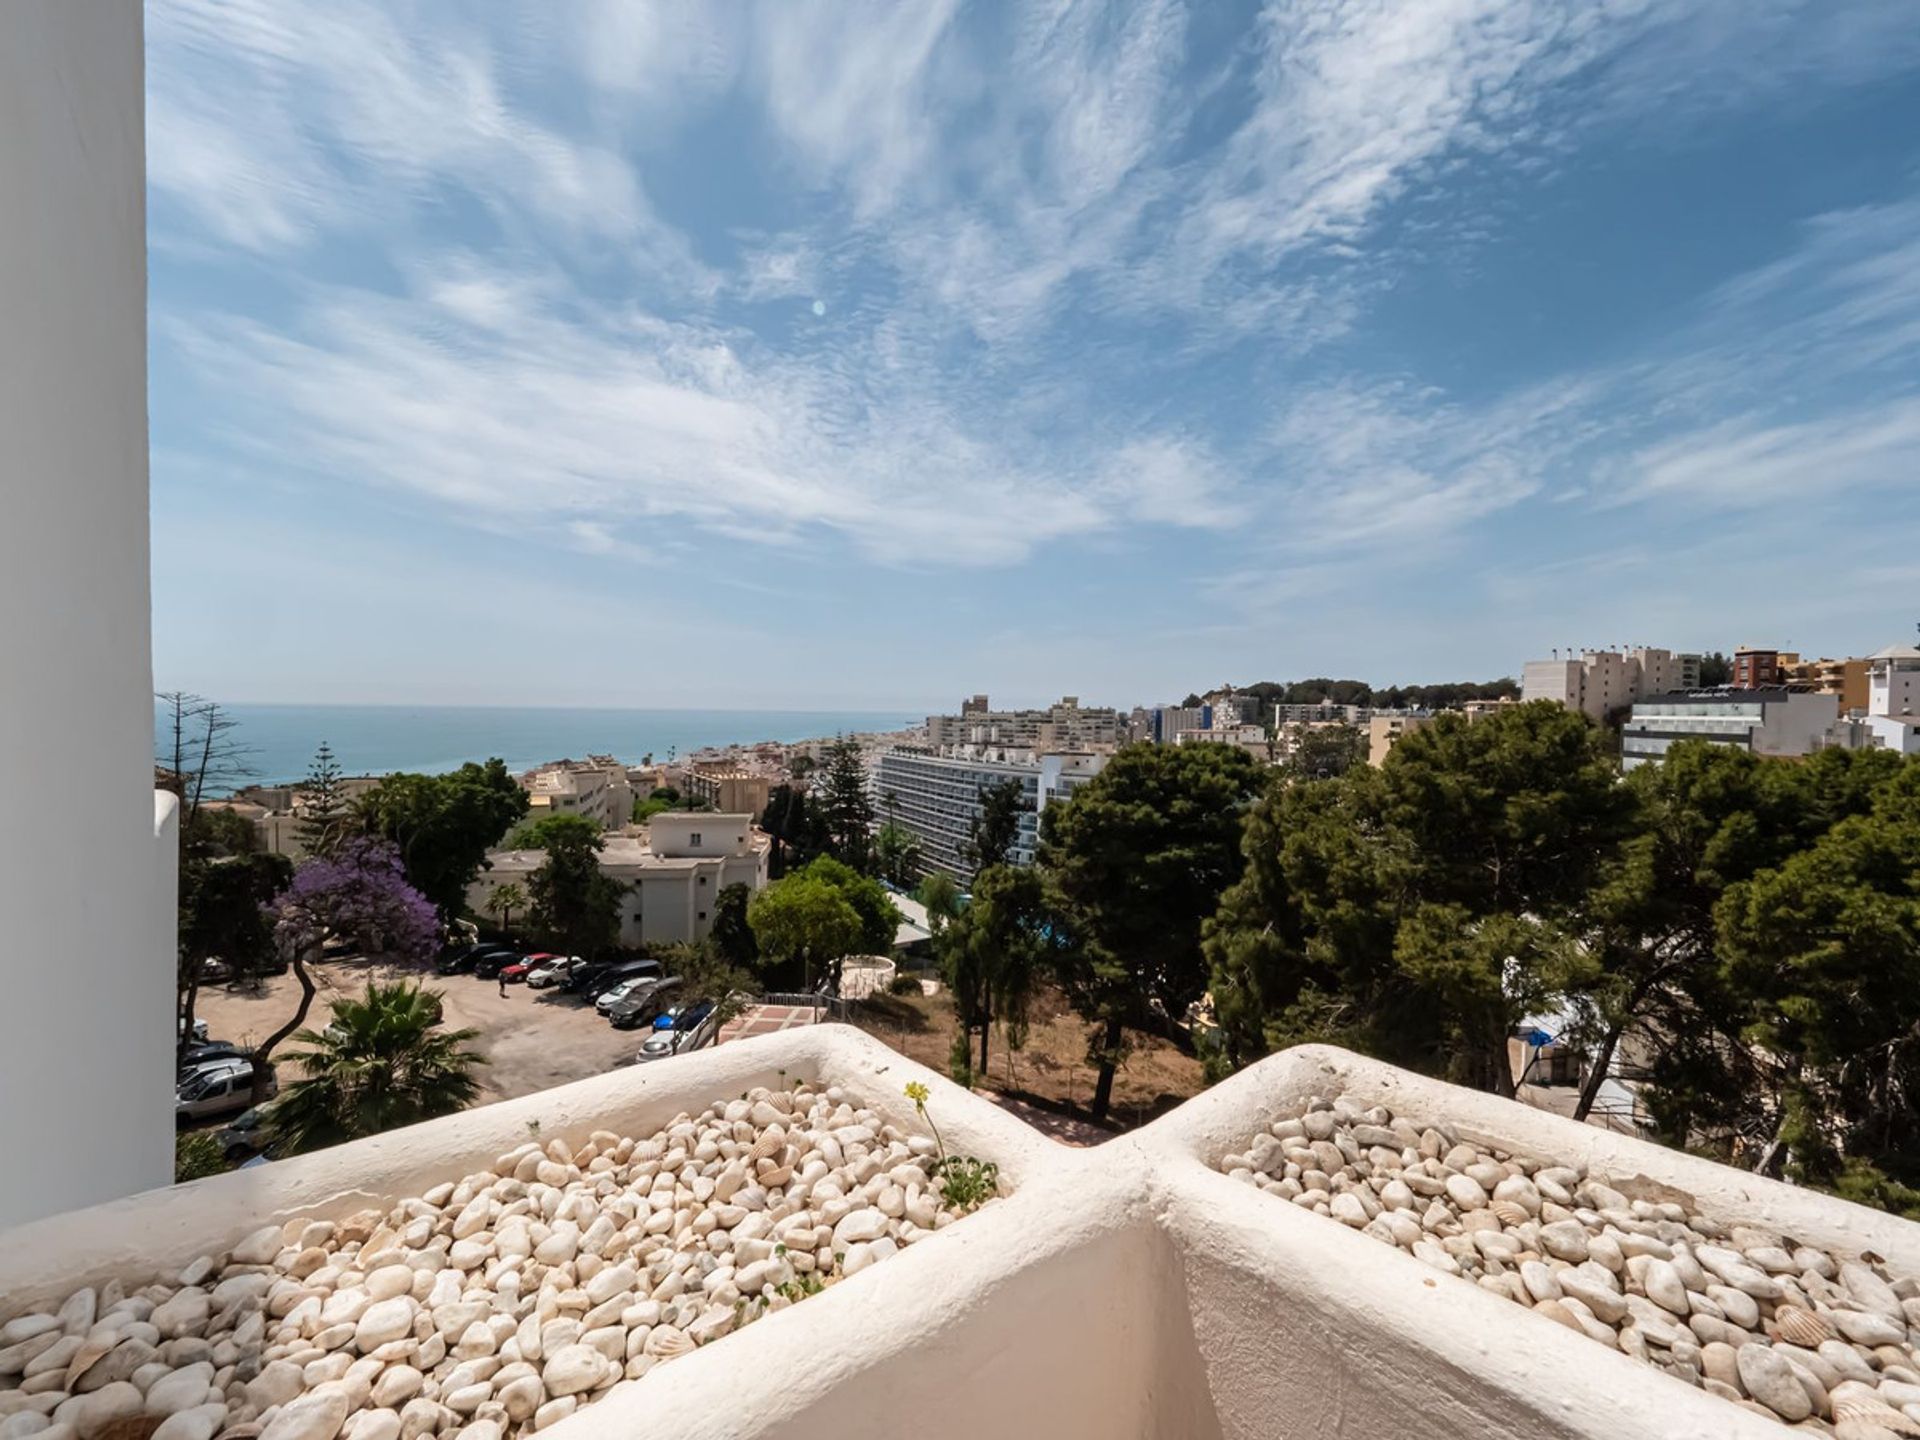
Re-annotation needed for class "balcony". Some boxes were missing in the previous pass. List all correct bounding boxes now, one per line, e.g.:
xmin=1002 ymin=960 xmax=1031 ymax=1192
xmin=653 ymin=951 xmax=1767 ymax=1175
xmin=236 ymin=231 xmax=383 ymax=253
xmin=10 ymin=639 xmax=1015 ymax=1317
xmin=7 ymin=1028 xmax=1918 ymax=1440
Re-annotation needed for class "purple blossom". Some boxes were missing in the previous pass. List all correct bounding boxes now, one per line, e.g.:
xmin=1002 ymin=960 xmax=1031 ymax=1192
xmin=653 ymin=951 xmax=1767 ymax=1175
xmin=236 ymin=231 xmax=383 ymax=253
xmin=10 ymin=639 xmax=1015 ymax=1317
xmin=269 ymin=836 xmax=439 ymax=964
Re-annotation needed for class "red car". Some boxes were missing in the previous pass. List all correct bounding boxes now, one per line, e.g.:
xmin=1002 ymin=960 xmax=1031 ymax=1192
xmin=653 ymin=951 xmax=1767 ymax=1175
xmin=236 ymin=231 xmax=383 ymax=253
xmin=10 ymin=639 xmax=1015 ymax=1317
xmin=499 ymin=953 xmax=554 ymax=984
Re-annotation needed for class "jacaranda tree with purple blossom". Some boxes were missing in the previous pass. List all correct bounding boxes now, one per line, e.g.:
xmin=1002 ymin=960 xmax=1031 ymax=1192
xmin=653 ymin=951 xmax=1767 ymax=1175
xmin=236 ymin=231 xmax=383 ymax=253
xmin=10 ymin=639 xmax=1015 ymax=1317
xmin=249 ymin=838 xmax=440 ymax=1102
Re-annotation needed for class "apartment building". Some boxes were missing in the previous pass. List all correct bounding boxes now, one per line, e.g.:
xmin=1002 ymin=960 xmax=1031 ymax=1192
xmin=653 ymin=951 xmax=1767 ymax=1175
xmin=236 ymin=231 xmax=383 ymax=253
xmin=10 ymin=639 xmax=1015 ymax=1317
xmin=1174 ymin=722 xmax=1271 ymax=759
xmin=1731 ymin=648 xmax=1798 ymax=690
xmin=872 ymin=746 xmax=1108 ymax=882
xmin=471 ymin=812 xmax=768 ymax=948
xmin=1620 ymin=690 xmax=1840 ymax=771
xmin=1790 ymin=656 xmax=1870 ymax=713
xmin=522 ymin=757 xmax=633 ymax=829
xmin=925 ymin=695 xmax=1126 ymax=752
xmin=1520 ymin=648 xmax=1693 ymax=723
xmin=1860 ymin=643 xmax=1920 ymax=755
xmin=1367 ymin=713 xmax=1434 ymax=765
xmin=682 ymin=767 xmax=774 ymax=817
xmin=1152 ymin=705 xmax=1209 ymax=742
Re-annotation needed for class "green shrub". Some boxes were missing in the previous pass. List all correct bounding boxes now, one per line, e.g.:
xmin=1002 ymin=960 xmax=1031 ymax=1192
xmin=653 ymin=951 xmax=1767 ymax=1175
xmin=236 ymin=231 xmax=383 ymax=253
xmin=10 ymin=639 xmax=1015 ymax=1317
xmin=174 ymin=1130 xmax=228 ymax=1184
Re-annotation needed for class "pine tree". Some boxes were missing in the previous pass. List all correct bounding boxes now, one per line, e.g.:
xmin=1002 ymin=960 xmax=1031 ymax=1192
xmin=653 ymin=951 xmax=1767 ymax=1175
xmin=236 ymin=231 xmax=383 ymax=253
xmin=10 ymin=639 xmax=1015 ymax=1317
xmin=814 ymin=737 xmax=876 ymax=874
xmin=297 ymin=742 xmax=349 ymax=857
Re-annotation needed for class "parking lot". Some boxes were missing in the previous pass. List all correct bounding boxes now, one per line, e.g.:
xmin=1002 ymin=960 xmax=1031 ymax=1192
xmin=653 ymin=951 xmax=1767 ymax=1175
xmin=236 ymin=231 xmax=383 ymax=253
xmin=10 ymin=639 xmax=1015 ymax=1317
xmin=192 ymin=960 xmax=649 ymax=1105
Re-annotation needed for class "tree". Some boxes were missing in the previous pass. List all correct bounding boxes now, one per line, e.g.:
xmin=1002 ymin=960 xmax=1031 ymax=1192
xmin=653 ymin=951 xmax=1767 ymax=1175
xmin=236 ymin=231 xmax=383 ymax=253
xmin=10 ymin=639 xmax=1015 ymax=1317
xmin=1702 ymin=759 xmax=1920 ymax=1187
xmin=938 ymin=864 xmax=1054 ymax=1077
xmin=710 ymin=883 xmax=760 ymax=969
xmin=875 ymin=822 xmax=923 ymax=888
xmin=264 ymin=979 xmax=484 ymax=1154
xmin=654 ymin=940 xmax=757 ymax=1028
xmin=1697 ymin=652 xmax=1732 ymax=687
xmin=1285 ymin=724 xmax=1364 ymax=781
xmin=1203 ymin=702 xmax=1636 ymax=1096
xmin=917 ymin=872 xmax=961 ymax=935
xmin=487 ymin=882 xmax=526 ymax=934
xmin=156 ymin=692 xmax=255 ymax=831
xmin=1565 ymin=743 xmax=1893 ymax=1124
xmin=964 ymin=779 xmax=1026 ymax=875
xmin=749 ymin=873 xmax=863 ymax=992
xmin=356 ymin=760 xmax=529 ymax=917
xmin=813 ymin=738 xmax=876 ymax=873
xmin=760 ymin=784 xmax=823 ymax=877
xmin=527 ymin=826 xmax=623 ymax=957
xmin=257 ymin=838 xmax=439 ymax=1102
xmin=296 ymin=742 xmax=351 ymax=857
xmin=507 ymin=811 xmax=603 ymax=851
xmin=800 ymin=856 xmax=899 ymax=957
xmin=1040 ymin=742 xmax=1265 ymax=1121
xmin=177 ymin=850 xmax=291 ymax=1055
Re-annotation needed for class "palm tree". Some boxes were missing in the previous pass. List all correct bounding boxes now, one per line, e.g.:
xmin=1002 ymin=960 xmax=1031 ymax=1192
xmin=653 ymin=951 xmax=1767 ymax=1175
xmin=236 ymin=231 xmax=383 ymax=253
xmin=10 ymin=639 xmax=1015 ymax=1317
xmin=265 ymin=980 xmax=485 ymax=1154
xmin=488 ymin=881 xmax=526 ymax=935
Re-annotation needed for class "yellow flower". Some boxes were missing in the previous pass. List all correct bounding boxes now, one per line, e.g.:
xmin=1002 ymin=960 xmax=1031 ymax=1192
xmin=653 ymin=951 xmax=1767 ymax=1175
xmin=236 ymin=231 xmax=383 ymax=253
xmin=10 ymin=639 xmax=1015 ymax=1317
xmin=904 ymin=1081 xmax=930 ymax=1106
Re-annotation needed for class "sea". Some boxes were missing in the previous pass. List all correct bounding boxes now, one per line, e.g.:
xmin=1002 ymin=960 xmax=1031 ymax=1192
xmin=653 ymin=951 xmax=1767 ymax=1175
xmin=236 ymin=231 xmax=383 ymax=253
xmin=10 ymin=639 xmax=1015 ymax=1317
xmin=157 ymin=703 xmax=919 ymax=792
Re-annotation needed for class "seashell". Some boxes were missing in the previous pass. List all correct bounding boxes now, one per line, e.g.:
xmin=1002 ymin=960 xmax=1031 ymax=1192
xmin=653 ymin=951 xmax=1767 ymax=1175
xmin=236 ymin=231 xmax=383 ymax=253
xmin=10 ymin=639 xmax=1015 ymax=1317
xmin=1489 ymin=1200 xmax=1530 ymax=1228
xmin=642 ymin=1325 xmax=694 ymax=1360
xmin=1772 ymin=1304 xmax=1836 ymax=1347
xmin=748 ymin=1130 xmax=786 ymax=1164
xmin=756 ymin=1164 xmax=793 ymax=1189
xmin=62 ymin=1337 xmax=115 ymax=1389
xmin=1833 ymin=1399 xmax=1920 ymax=1437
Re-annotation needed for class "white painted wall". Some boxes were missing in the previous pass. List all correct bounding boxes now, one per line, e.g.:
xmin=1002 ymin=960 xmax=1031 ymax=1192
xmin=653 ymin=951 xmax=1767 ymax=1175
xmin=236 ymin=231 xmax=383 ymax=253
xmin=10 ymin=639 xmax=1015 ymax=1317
xmin=0 ymin=0 xmax=176 ymax=1226
xmin=8 ymin=1031 xmax=1920 ymax=1438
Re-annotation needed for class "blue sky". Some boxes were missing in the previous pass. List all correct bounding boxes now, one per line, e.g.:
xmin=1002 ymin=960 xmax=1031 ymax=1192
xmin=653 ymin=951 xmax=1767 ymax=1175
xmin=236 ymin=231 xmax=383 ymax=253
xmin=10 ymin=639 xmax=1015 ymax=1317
xmin=147 ymin=0 xmax=1920 ymax=711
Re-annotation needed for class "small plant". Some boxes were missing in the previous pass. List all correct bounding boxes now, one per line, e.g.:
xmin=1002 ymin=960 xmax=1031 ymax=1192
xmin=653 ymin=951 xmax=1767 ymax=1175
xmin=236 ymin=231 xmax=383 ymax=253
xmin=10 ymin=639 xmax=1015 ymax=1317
xmin=888 ymin=971 xmax=922 ymax=996
xmin=775 ymin=1271 xmax=824 ymax=1301
xmin=525 ymin=1117 xmax=542 ymax=1139
xmin=946 ymin=1032 xmax=974 ymax=1089
xmin=174 ymin=1130 xmax=228 ymax=1184
xmin=931 ymin=1154 xmax=1001 ymax=1213
xmin=903 ymin=1080 xmax=1000 ymax=1213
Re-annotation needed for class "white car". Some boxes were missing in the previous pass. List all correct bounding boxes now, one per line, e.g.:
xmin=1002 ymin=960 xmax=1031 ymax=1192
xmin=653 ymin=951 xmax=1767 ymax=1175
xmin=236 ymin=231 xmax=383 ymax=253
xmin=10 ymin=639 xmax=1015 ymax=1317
xmin=525 ymin=955 xmax=585 ymax=989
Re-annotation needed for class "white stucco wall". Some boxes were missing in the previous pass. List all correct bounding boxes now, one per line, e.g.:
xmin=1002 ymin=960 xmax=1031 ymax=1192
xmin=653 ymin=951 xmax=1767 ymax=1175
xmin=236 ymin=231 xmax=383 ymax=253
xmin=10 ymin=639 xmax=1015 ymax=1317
xmin=0 ymin=0 xmax=175 ymax=1225
xmin=9 ymin=1032 xmax=1920 ymax=1438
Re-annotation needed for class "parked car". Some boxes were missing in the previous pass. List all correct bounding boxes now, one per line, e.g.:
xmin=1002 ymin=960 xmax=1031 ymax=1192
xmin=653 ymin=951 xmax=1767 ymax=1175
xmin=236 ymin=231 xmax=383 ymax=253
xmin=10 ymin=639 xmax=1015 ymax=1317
xmin=216 ymin=1105 xmax=275 ymax=1162
xmin=607 ymin=976 xmax=682 ymax=1030
xmin=435 ymin=943 xmax=481 ymax=975
xmin=197 ymin=956 xmax=233 ymax=983
xmin=595 ymin=973 xmax=666 ymax=1015
xmin=469 ymin=946 xmax=524 ymax=979
xmin=524 ymin=955 xmax=585 ymax=989
xmin=500 ymin=952 xmax=556 ymax=984
xmin=176 ymin=1059 xmax=275 ymax=1123
xmin=634 ymin=1001 xmax=715 ymax=1063
xmin=575 ymin=959 xmax=662 ymax=1000
xmin=179 ymin=1040 xmax=247 ymax=1075
xmin=178 ymin=1016 xmax=210 ymax=1045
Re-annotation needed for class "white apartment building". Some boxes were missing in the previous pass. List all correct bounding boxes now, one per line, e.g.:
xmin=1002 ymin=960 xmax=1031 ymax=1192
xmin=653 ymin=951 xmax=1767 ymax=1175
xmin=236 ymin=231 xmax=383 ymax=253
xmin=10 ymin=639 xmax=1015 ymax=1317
xmin=522 ymin=757 xmax=634 ymax=829
xmin=873 ymin=747 xmax=1108 ymax=882
xmin=1858 ymin=642 xmax=1920 ymax=755
xmin=925 ymin=696 xmax=1126 ymax=752
xmin=1174 ymin=723 xmax=1271 ymax=760
xmin=1522 ymin=648 xmax=1693 ymax=723
xmin=1620 ymin=690 xmax=1840 ymax=771
xmin=471 ymin=813 xmax=769 ymax=948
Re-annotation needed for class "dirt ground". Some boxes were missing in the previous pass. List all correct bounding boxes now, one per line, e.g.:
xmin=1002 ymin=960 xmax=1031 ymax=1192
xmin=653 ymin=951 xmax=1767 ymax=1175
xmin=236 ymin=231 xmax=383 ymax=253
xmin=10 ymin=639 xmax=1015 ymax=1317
xmin=850 ymin=983 xmax=1206 ymax=1139
xmin=191 ymin=967 xmax=1207 ymax=1141
xmin=192 ymin=961 xmax=644 ymax=1107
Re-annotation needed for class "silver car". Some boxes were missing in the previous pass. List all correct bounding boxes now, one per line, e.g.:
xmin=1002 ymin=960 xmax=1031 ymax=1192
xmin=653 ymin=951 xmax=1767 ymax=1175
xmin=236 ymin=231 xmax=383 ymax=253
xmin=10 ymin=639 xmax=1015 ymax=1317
xmin=176 ymin=1058 xmax=275 ymax=1122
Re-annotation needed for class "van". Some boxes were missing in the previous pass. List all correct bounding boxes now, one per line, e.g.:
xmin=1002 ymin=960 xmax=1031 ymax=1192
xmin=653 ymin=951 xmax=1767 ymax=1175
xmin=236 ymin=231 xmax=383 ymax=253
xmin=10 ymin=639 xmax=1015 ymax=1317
xmin=176 ymin=1059 xmax=275 ymax=1123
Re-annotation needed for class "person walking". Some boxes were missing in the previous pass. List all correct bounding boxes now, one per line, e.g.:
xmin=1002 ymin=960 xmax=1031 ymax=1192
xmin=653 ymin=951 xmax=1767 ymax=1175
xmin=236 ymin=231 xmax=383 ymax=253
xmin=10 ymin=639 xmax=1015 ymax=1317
xmin=498 ymin=971 xmax=508 ymax=999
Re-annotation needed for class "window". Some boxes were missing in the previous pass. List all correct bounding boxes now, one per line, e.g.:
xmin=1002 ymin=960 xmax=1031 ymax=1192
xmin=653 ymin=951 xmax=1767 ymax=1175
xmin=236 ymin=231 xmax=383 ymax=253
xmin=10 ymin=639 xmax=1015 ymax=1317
xmin=689 ymin=832 xmax=702 ymax=846
xmin=698 ymin=911 xmax=707 ymax=921
xmin=698 ymin=874 xmax=707 ymax=885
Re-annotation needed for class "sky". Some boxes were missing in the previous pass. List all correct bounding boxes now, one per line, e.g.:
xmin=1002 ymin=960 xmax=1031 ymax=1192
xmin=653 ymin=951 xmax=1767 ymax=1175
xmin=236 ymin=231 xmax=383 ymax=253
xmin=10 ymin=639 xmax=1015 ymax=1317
xmin=147 ymin=0 xmax=1920 ymax=712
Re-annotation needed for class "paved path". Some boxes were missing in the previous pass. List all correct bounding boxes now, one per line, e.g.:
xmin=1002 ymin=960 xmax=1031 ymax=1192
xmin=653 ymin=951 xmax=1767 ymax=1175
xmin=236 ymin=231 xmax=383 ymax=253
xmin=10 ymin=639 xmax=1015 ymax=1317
xmin=718 ymin=1002 xmax=822 ymax=1044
